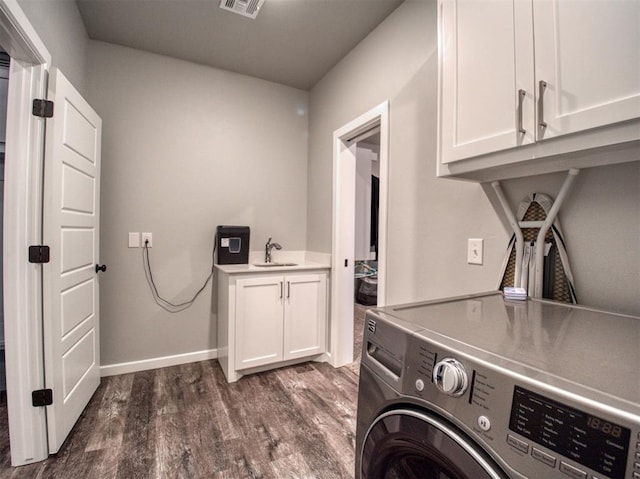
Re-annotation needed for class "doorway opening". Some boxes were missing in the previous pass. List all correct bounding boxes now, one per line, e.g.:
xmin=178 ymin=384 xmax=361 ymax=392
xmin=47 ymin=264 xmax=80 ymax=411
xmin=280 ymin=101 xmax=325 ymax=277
xmin=330 ymin=101 xmax=389 ymax=368
xmin=352 ymin=131 xmax=380 ymax=363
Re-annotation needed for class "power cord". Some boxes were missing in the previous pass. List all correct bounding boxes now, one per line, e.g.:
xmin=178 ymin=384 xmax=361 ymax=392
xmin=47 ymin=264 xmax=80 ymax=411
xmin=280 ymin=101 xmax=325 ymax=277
xmin=142 ymin=235 xmax=217 ymax=313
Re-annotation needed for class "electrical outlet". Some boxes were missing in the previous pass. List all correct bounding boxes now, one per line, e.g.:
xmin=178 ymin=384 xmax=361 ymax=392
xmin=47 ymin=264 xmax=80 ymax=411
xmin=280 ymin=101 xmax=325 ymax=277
xmin=128 ymin=232 xmax=140 ymax=248
xmin=141 ymin=232 xmax=153 ymax=248
xmin=467 ymin=238 xmax=483 ymax=265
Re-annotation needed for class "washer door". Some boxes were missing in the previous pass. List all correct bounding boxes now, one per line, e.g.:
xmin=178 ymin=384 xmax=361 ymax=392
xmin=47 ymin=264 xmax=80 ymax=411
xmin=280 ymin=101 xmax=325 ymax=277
xmin=360 ymin=409 xmax=508 ymax=479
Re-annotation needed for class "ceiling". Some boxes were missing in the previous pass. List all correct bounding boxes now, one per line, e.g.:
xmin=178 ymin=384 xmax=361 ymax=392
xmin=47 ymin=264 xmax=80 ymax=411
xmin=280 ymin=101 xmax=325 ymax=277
xmin=76 ymin=0 xmax=404 ymax=91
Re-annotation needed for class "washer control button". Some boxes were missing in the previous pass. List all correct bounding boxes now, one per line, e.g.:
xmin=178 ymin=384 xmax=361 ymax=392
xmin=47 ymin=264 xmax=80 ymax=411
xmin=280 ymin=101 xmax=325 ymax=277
xmin=506 ymin=434 xmax=529 ymax=454
xmin=531 ymin=447 xmax=557 ymax=468
xmin=477 ymin=416 xmax=491 ymax=431
xmin=559 ymin=461 xmax=587 ymax=479
xmin=415 ymin=379 xmax=425 ymax=392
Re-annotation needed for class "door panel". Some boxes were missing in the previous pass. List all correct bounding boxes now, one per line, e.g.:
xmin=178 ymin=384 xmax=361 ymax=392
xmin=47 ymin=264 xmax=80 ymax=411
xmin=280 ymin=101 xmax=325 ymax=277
xmin=43 ymin=69 xmax=102 ymax=453
xmin=61 ymin=280 xmax=94 ymax=335
xmin=62 ymin=165 xmax=95 ymax=213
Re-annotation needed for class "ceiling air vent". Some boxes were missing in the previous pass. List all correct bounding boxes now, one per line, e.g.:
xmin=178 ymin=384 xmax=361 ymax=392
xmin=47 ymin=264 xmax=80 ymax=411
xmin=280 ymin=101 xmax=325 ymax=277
xmin=219 ymin=0 xmax=265 ymax=19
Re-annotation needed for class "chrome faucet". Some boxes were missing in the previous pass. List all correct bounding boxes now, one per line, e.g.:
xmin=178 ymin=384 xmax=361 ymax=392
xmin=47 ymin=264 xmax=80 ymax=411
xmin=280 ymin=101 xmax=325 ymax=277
xmin=265 ymin=237 xmax=282 ymax=263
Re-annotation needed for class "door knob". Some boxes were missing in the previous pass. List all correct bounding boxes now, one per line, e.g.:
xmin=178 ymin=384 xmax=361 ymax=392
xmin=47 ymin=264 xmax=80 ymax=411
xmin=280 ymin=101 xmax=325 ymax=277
xmin=95 ymin=264 xmax=107 ymax=273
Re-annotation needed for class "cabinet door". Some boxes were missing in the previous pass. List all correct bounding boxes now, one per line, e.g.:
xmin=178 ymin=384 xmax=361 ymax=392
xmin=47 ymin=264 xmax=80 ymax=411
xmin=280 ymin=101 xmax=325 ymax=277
xmin=235 ymin=276 xmax=284 ymax=369
xmin=283 ymin=274 xmax=327 ymax=361
xmin=439 ymin=0 xmax=535 ymax=163
xmin=534 ymin=0 xmax=640 ymax=140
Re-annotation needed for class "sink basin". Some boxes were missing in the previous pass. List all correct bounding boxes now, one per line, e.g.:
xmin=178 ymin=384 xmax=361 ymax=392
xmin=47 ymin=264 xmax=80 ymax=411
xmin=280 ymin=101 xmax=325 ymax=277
xmin=253 ymin=262 xmax=298 ymax=267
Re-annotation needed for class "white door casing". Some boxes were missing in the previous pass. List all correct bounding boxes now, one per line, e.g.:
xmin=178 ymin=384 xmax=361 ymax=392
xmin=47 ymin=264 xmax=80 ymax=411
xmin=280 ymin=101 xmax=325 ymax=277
xmin=0 ymin=0 xmax=51 ymax=465
xmin=42 ymin=69 xmax=102 ymax=453
xmin=330 ymin=101 xmax=389 ymax=368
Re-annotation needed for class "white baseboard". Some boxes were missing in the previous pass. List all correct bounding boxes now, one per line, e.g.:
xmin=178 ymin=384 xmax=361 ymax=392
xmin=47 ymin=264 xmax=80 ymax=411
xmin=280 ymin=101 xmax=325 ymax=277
xmin=100 ymin=348 xmax=218 ymax=377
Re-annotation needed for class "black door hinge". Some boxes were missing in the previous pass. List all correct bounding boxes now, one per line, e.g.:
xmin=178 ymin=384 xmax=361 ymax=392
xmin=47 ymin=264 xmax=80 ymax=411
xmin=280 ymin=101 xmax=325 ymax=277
xmin=32 ymin=389 xmax=53 ymax=407
xmin=32 ymin=99 xmax=54 ymax=118
xmin=28 ymin=245 xmax=50 ymax=263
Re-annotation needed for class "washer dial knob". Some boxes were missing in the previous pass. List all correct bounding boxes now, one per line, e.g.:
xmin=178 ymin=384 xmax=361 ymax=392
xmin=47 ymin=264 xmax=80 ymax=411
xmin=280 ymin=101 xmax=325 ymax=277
xmin=433 ymin=358 xmax=468 ymax=397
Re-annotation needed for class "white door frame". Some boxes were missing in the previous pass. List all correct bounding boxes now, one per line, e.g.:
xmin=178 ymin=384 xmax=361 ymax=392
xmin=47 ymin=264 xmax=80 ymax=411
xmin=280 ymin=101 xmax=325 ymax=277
xmin=0 ymin=0 xmax=51 ymax=466
xmin=329 ymin=101 xmax=389 ymax=368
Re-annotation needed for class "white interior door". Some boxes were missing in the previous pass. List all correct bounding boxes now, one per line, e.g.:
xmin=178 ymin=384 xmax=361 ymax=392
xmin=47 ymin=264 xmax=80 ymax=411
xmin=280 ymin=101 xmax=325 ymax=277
xmin=42 ymin=69 xmax=102 ymax=453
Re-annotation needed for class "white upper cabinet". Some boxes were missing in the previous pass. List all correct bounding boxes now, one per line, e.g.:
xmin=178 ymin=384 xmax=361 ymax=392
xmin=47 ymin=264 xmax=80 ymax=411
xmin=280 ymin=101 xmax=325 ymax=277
xmin=438 ymin=0 xmax=640 ymax=181
xmin=439 ymin=0 xmax=535 ymax=162
xmin=533 ymin=0 xmax=640 ymax=139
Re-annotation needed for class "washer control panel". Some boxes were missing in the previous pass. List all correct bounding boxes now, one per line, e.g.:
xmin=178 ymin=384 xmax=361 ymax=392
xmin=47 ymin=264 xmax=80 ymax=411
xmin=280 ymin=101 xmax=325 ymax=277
xmin=403 ymin=335 xmax=640 ymax=479
xmin=509 ymin=386 xmax=631 ymax=479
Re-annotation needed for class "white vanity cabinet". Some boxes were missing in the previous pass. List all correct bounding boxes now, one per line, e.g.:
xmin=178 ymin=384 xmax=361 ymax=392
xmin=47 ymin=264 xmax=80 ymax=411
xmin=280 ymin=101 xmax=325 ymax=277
xmin=437 ymin=0 xmax=640 ymax=181
xmin=217 ymin=267 xmax=328 ymax=382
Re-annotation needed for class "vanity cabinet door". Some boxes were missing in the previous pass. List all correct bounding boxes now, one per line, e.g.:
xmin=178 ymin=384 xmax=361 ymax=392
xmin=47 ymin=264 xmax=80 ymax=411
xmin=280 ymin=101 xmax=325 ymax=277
xmin=283 ymin=274 xmax=327 ymax=361
xmin=533 ymin=0 xmax=640 ymax=140
xmin=235 ymin=276 xmax=284 ymax=369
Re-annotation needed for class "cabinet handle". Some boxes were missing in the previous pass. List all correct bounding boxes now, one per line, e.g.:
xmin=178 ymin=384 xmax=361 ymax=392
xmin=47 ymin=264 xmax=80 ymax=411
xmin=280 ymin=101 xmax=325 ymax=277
xmin=538 ymin=80 xmax=548 ymax=128
xmin=517 ymin=89 xmax=526 ymax=134
xmin=287 ymin=281 xmax=290 ymax=298
xmin=280 ymin=281 xmax=283 ymax=299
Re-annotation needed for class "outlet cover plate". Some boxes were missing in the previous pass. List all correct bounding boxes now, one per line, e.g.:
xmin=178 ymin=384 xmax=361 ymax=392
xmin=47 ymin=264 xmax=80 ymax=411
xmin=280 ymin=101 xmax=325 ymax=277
xmin=141 ymin=232 xmax=153 ymax=248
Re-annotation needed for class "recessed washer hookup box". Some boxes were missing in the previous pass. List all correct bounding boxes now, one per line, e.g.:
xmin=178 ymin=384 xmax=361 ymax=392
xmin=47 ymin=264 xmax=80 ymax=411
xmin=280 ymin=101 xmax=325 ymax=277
xmin=216 ymin=226 xmax=250 ymax=265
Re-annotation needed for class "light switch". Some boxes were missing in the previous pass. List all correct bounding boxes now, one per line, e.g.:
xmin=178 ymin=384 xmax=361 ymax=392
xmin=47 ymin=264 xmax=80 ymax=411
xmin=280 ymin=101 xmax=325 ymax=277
xmin=128 ymin=232 xmax=140 ymax=248
xmin=467 ymin=238 xmax=483 ymax=265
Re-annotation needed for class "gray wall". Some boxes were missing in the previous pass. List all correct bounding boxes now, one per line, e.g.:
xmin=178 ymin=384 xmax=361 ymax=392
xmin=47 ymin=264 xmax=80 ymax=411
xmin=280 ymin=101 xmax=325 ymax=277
xmin=87 ymin=41 xmax=309 ymax=366
xmin=308 ymin=0 xmax=507 ymax=304
xmin=307 ymin=0 xmax=640 ymax=314
xmin=499 ymin=161 xmax=640 ymax=315
xmin=17 ymin=0 xmax=89 ymax=95
xmin=13 ymin=0 xmax=640 ymax=372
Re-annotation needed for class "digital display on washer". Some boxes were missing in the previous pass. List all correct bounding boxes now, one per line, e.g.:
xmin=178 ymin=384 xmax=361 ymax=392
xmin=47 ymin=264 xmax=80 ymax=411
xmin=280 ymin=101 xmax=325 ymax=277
xmin=509 ymin=386 xmax=630 ymax=479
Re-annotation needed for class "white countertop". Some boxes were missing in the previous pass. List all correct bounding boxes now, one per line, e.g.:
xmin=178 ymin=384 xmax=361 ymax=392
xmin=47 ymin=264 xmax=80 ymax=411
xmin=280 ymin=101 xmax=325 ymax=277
xmin=214 ymin=250 xmax=331 ymax=274
xmin=215 ymin=261 xmax=330 ymax=274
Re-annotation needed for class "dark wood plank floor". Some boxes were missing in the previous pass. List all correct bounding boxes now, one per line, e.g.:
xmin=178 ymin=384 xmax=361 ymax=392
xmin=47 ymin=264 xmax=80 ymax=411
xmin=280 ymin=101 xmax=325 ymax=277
xmin=0 ymin=305 xmax=370 ymax=479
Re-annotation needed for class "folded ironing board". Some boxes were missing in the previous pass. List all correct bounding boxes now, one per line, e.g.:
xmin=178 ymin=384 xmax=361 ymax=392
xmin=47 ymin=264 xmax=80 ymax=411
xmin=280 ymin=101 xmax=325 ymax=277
xmin=492 ymin=169 xmax=579 ymax=304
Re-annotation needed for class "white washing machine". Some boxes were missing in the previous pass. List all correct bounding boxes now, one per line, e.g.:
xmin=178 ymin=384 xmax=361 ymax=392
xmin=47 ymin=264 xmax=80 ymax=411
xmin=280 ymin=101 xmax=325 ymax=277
xmin=355 ymin=292 xmax=640 ymax=478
